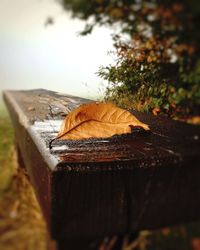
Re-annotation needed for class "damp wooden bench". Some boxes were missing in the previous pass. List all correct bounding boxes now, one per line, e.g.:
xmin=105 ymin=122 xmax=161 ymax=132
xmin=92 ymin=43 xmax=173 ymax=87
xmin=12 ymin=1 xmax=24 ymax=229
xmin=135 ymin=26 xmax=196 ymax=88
xmin=3 ymin=89 xmax=200 ymax=250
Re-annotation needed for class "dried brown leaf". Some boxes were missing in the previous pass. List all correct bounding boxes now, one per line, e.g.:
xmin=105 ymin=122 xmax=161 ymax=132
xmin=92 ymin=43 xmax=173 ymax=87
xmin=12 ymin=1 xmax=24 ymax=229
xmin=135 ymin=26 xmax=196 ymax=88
xmin=57 ymin=102 xmax=149 ymax=140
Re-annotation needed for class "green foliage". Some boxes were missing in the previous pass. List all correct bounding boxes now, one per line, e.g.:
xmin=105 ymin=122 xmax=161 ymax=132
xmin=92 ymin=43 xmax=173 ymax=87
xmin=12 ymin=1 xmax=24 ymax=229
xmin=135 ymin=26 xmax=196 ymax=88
xmin=58 ymin=0 xmax=200 ymax=117
xmin=98 ymin=53 xmax=200 ymax=116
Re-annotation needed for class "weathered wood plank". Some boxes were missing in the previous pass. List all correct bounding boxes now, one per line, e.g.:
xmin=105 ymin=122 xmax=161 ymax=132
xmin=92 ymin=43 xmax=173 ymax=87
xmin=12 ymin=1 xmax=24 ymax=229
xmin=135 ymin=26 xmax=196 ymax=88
xmin=3 ymin=89 xmax=200 ymax=243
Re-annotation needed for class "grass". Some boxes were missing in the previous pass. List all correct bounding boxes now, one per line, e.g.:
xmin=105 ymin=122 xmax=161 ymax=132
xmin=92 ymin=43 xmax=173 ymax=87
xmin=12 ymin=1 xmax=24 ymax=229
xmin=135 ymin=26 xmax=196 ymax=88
xmin=0 ymin=115 xmax=14 ymax=193
xmin=0 ymin=112 xmax=48 ymax=250
xmin=0 ymin=107 xmax=13 ymax=195
xmin=0 ymin=101 xmax=7 ymax=117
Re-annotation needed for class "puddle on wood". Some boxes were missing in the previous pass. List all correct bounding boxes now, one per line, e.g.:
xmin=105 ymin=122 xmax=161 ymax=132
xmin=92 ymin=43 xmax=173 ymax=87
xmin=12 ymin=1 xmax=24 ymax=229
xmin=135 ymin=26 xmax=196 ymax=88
xmin=31 ymin=119 xmax=155 ymax=163
xmin=31 ymin=118 xmax=189 ymax=166
xmin=33 ymin=120 xmax=62 ymax=132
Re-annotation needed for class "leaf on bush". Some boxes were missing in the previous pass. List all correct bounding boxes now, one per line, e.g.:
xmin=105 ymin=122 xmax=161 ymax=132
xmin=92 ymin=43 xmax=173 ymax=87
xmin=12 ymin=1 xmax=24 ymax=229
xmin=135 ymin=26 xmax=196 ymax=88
xmin=57 ymin=102 xmax=149 ymax=140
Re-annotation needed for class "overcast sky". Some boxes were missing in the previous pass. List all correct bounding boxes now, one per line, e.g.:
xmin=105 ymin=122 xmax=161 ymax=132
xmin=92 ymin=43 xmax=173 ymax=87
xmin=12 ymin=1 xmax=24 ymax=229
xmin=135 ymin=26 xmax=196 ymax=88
xmin=0 ymin=0 xmax=113 ymax=100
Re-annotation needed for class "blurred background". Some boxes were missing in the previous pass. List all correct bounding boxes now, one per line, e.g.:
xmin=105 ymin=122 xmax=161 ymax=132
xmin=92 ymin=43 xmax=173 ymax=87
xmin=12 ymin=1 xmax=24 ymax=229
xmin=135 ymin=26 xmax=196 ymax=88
xmin=0 ymin=0 xmax=200 ymax=249
xmin=0 ymin=0 xmax=113 ymax=110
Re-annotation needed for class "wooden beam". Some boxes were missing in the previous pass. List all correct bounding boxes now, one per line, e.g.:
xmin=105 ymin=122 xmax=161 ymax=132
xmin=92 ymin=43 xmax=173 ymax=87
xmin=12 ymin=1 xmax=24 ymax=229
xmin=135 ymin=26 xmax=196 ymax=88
xmin=3 ymin=89 xmax=200 ymax=244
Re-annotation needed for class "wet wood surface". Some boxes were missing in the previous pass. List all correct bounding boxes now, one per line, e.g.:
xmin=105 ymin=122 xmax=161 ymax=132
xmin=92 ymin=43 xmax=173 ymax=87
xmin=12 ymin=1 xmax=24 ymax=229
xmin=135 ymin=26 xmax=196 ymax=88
xmin=3 ymin=89 xmax=200 ymax=245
